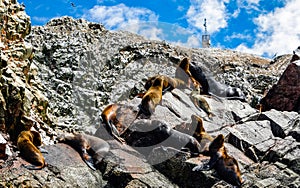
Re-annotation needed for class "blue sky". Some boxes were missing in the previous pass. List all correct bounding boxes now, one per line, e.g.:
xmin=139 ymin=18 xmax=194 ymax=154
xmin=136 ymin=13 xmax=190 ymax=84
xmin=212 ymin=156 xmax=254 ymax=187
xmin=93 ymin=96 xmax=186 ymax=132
xmin=21 ymin=0 xmax=300 ymax=58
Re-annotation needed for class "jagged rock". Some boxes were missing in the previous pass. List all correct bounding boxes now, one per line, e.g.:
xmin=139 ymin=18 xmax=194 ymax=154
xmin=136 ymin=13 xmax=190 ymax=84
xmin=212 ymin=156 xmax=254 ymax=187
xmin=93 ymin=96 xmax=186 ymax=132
xmin=261 ymin=60 xmax=300 ymax=112
xmin=258 ymin=109 xmax=300 ymax=141
xmin=98 ymin=140 xmax=177 ymax=187
xmin=150 ymin=147 xmax=219 ymax=188
xmin=227 ymin=120 xmax=300 ymax=168
xmin=227 ymin=120 xmax=275 ymax=161
xmin=0 ymin=0 xmax=54 ymax=141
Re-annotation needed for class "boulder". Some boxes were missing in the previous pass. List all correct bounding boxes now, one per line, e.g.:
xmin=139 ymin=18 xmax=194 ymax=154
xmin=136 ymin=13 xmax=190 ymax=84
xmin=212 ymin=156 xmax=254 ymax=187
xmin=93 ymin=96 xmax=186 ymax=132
xmin=261 ymin=60 xmax=300 ymax=112
xmin=258 ymin=109 xmax=300 ymax=141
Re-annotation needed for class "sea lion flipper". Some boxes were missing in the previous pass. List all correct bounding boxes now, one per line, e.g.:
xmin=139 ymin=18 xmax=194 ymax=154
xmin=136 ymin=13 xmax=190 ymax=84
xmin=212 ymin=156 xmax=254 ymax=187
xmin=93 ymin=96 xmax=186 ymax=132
xmin=82 ymin=152 xmax=96 ymax=171
xmin=162 ymin=85 xmax=172 ymax=94
xmin=21 ymin=164 xmax=44 ymax=170
xmin=83 ymin=158 xmax=96 ymax=171
xmin=136 ymin=92 xmax=145 ymax=98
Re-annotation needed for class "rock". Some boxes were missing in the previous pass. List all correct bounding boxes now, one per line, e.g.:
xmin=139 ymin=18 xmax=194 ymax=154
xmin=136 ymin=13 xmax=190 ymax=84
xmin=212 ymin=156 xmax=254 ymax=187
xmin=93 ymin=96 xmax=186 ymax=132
xmin=227 ymin=120 xmax=274 ymax=161
xmin=100 ymin=140 xmax=177 ymax=187
xmin=0 ymin=143 xmax=105 ymax=187
xmin=0 ymin=134 xmax=7 ymax=159
xmin=258 ymin=109 xmax=300 ymax=140
xmin=261 ymin=60 xmax=300 ymax=112
xmin=0 ymin=0 xmax=54 ymax=142
xmin=150 ymin=146 xmax=219 ymax=188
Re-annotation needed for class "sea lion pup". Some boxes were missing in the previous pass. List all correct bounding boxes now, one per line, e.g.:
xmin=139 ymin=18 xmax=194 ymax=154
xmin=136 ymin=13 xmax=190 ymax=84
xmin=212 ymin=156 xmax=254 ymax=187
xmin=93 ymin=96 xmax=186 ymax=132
xmin=57 ymin=133 xmax=110 ymax=171
xmin=144 ymin=75 xmax=186 ymax=93
xmin=194 ymin=134 xmax=242 ymax=187
xmin=140 ymin=77 xmax=164 ymax=115
xmin=17 ymin=130 xmax=47 ymax=170
xmin=175 ymin=57 xmax=200 ymax=89
xmin=190 ymin=86 xmax=214 ymax=118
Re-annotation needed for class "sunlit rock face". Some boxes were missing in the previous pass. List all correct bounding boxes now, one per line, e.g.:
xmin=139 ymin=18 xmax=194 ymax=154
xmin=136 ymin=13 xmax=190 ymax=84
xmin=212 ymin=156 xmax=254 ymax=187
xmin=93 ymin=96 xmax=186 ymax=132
xmin=0 ymin=0 xmax=53 ymax=141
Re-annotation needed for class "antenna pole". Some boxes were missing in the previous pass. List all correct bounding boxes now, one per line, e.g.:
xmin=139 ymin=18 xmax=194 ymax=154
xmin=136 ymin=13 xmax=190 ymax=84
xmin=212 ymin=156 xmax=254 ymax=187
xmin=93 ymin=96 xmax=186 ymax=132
xmin=202 ymin=18 xmax=211 ymax=48
xmin=204 ymin=18 xmax=207 ymax=35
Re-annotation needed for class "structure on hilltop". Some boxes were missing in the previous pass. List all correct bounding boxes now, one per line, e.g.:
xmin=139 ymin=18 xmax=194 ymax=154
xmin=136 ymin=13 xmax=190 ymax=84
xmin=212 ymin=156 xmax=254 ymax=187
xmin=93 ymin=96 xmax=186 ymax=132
xmin=202 ymin=18 xmax=211 ymax=48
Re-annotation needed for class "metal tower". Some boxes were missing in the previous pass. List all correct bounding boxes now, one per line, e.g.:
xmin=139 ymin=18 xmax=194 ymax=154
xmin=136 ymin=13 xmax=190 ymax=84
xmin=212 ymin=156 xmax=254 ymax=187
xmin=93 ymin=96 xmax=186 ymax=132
xmin=202 ymin=18 xmax=211 ymax=48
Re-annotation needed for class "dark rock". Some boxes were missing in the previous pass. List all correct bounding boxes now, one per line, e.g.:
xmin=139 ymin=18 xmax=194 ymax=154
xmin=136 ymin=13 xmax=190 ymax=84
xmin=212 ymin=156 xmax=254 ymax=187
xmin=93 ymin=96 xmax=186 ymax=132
xmin=101 ymin=140 xmax=177 ymax=188
xmin=150 ymin=146 xmax=219 ymax=188
xmin=261 ymin=60 xmax=300 ymax=112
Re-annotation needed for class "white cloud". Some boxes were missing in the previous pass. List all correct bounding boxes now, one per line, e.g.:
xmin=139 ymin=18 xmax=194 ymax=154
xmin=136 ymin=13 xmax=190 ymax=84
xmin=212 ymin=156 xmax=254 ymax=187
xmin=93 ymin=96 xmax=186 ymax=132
xmin=236 ymin=0 xmax=300 ymax=57
xmin=136 ymin=24 xmax=164 ymax=40
xmin=177 ymin=5 xmax=185 ymax=12
xmin=172 ymin=35 xmax=201 ymax=48
xmin=32 ymin=16 xmax=50 ymax=24
xmin=227 ymin=0 xmax=261 ymax=20
xmin=83 ymin=4 xmax=158 ymax=30
xmin=186 ymin=0 xmax=229 ymax=34
xmin=225 ymin=33 xmax=252 ymax=41
xmin=186 ymin=35 xmax=201 ymax=47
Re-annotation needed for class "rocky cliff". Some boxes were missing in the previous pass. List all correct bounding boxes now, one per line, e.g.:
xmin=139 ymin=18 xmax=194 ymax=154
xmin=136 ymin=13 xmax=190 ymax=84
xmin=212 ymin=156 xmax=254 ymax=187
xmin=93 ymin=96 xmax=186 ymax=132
xmin=0 ymin=0 xmax=299 ymax=187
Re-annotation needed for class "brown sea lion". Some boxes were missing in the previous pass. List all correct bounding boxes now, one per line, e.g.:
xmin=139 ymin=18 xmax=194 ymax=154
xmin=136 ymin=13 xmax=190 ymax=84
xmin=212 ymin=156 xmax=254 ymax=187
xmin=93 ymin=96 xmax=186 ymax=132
xmin=17 ymin=130 xmax=47 ymax=170
xmin=190 ymin=115 xmax=213 ymax=146
xmin=194 ymin=134 xmax=242 ymax=187
xmin=175 ymin=115 xmax=213 ymax=155
xmin=144 ymin=75 xmax=186 ymax=93
xmin=175 ymin=57 xmax=200 ymax=89
xmin=101 ymin=104 xmax=126 ymax=143
xmin=57 ymin=133 xmax=110 ymax=170
xmin=140 ymin=77 xmax=164 ymax=115
xmin=190 ymin=86 xmax=214 ymax=118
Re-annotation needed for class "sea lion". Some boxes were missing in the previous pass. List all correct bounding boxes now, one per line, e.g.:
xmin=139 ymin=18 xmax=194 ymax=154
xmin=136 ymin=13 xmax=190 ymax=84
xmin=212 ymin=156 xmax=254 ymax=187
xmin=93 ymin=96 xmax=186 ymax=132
xmin=144 ymin=75 xmax=186 ymax=93
xmin=194 ymin=134 xmax=242 ymax=187
xmin=140 ymin=77 xmax=164 ymax=115
xmin=101 ymin=104 xmax=126 ymax=143
xmin=175 ymin=57 xmax=200 ymax=89
xmin=207 ymin=76 xmax=246 ymax=101
xmin=190 ymin=115 xmax=213 ymax=146
xmin=57 ymin=133 xmax=110 ymax=170
xmin=189 ymin=61 xmax=210 ymax=95
xmin=17 ymin=130 xmax=47 ymax=170
xmin=190 ymin=86 xmax=214 ymax=118
xmin=175 ymin=115 xmax=213 ymax=155
xmin=131 ymin=120 xmax=202 ymax=156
